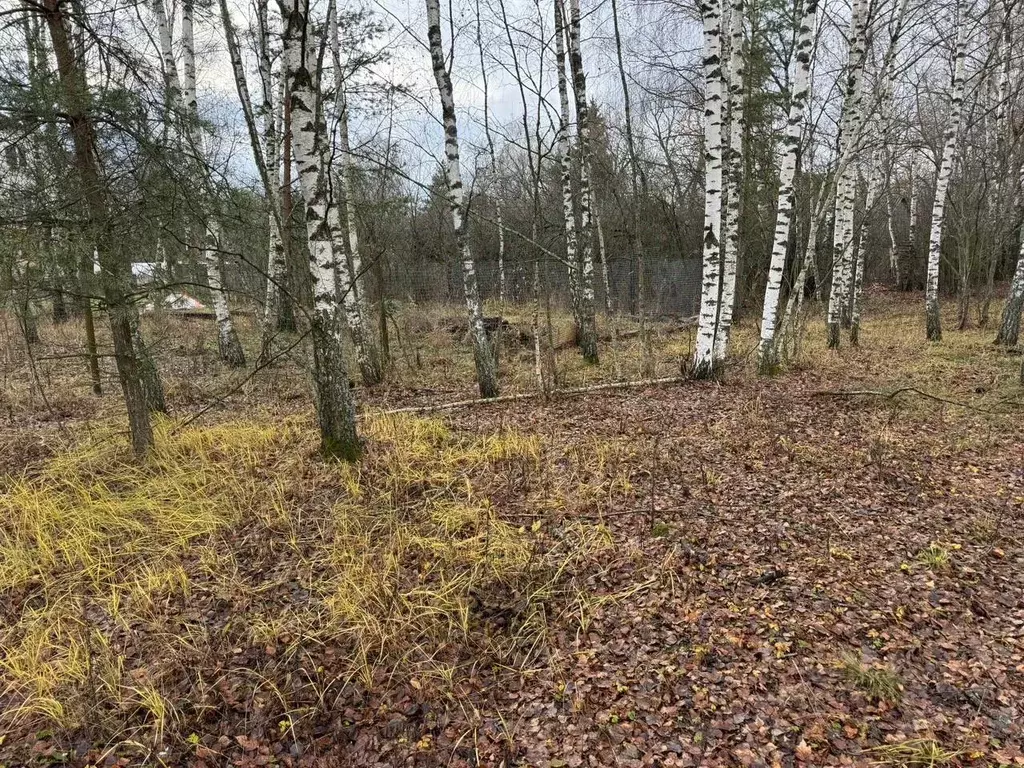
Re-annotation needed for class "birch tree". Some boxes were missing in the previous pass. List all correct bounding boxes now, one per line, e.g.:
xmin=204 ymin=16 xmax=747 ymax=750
xmin=825 ymin=0 xmax=870 ymax=349
xmin=715 ymin=0 xmax=745 ymax=362
xmin=256 ymin=0 xmax=285 ymax=358
xmin=425 ymin=0 xmax=498 ymax=398
xmin=993 ymin=10 xmax=1022 ymax=347
xmin=153 ymin=0 xmax=245 ymax=367
xmin=475 ymin=0 xmax=505 ymax=306
xmin=996 ymin=221 xmax=1024 ymax=346
xmin=850 ymin=156 xmax=885 ymax=344
xmin=563 ymin=0 xmax=599 ymax=364
xmin=757 ymin=0 xmax=819 ymax=374
xmin=495 ymin=0 xmax=547 ymax=389
xmin=692 ymin=0 xmax=726 ymax=379
xmin=554 ymin=0 xmax=581 ymax=363
xmin=327 ymin=0 xmax=383 ymax=386
xmin=849 ymin=11 xmax=905 ymax=344
xmin=282 ymin=0 xmax=362 ymax=459
xmin=609 ymin=0 xmax=648 ymax=375
xmin=925 ymin=21 xmax=967 ymax=342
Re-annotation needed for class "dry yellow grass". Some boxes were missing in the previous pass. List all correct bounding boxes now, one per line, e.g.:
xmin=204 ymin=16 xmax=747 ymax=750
xmin=0 ymin=410 xmax=623 ymax=743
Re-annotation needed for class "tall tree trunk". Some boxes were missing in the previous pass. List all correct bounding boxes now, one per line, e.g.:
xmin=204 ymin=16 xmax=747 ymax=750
xmin=327 ymin=0 xmax=382 ymax=386
xmin=925 ymin=23 xmax=967 ymax=342
xmin=279 ymin=78 xmax=298 ymax=334
xmin=692 ymin=0 xmax=726 ymax=379
xmin=715 ymin=0 xmax=744 ymax=362
xmin=850 ymin=158 xmax=884 ymax=345
xmin=779 ymin=176 xmax=829 ymax=359
xmin=757 ymin=0 xmax=818 ymax=374
xmin=48 ymin=236 xmax=69 ymax=325
xmin=475 ymin=0 xmax=506 ymax=306
xmin=156 ymin=0 xmax=246 ymax=367
xmin=980 ymin=0 xmax=1012 ymax=327
xmin=131 ymin=312 xmax=168 ymax=414
xmin=847 ymin=0 xmax=910 ymax=339
xmin=255 ymin=0 xmax=285 ymax=360
xmin=825 ymin=0 xmax=870 ymax=348
xmin=906 ymin=153 xmax=921 ymax=289
xmin=183 ymin=0 xmax=244 ymax=367
xmin=425 ymin=0 xmax=498 ymax=397
xmin=204 ymin=224 xmax=246 ymax=366
xmin=14 ymin=252 xmax=40 ymax=345
xmin=41 ymin=0 xmax=153 ymax=455
xmin=283 ymin=0 xmax=362 ymax=460
xmin=886 ymin=165 xmax=898 ymax=282
xmin=995 ymin=200 xmax=1024 ymax=346
xmin=563 ymin=0 xmax=599 ymax=364
xmin=82 ymin=287 xmax=102 ymax=394
xmin=554 ymin=0 xmax=581 ymax=354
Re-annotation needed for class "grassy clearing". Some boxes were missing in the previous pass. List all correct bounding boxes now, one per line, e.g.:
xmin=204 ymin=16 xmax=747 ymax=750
xmin=0 ymin=412 xmax=625 ymax=747
xmin=1 ymin=294 xmax=1022 ymax=762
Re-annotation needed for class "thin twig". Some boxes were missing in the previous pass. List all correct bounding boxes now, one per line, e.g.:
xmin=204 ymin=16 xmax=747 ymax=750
xmin=811 ymin=386 xmax=1018 ymax=415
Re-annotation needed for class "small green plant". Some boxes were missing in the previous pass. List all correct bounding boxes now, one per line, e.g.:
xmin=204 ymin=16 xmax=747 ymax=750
xmin=841 ymin=653 xmax=902 ymax=703
xmin=916 ymin=542 xmax=953 ymax=571
xmin=650 ymin=521 xmax=671 ymax=538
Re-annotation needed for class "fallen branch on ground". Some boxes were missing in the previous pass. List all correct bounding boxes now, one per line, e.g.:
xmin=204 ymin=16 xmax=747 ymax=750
xmin=377 ymin=376 xmax=687 ymax=415
xmin=811 ymin=386 xmax=1018 ymax=415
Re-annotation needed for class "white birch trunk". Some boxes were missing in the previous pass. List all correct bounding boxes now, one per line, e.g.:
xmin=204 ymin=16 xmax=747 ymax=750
xmin=152 ymin=0 xmax=181 ymax=107
xmin=909 ymin=152 xmax=920 ymax=251
xmin=220 ymin=0 xmax=283 ymax=359
xmin=597 ymin=213 xmax=612 ymax=314
xmin=826 ymin=0 xmax=870 ymax=348
xmin=475 ymin=0 xmax=506 ymax=306
xmin=204 ymin=223 xmax=246 ymax=366
xmin=256 ymin=0 xmax=285 ymax=352
xmin=328 ymin=0 xmax=383 ymax=385
xmin=995 ymin=166 xmax=1024 ymax=346
xmin=850 ymin=156 xmax=885 ymax=344
xmin=715 ymin=0 xmax=744 ymax=362
xmin=886 ymin=167 xmax=898 ymax=279
xmin=692 ymin=0 xmax=726 ymax=378
xmin=554 ymin=0 xmax=581 ymax=348
xmin=181 ymin=0 xmax=196 ymax=113
xmin=155 ymin=0 xmax=245 ymax=366
xmin=849 ymin=45 xmax=900 ymax=343
xmin=425 ymin=0 xmax=498 ymax=397
xmin=756 ymin=0 xmax=818 ymax=374
xmin=989 ymin=2 xmax=1018 ymax=339
xmin=779 ymin=177 xmax=829 ymax=360
xmin=563 ymin=0 xmax=599 ymax=363
xmin=283 ymin=0 xmax=361 ymax=459
xmin=925 ymin=24 xmax=967 ymax=342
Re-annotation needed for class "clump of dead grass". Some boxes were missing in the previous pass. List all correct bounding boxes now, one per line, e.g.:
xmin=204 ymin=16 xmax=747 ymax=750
xmin=840 ymin=652 xmax=903 ymax=703
xmin=868 ymin=738 xmax=961 ymax=767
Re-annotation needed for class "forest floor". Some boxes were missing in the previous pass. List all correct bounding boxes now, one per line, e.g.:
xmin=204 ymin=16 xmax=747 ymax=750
xmin=1 ymin=291 xmax=1023 ymax=767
